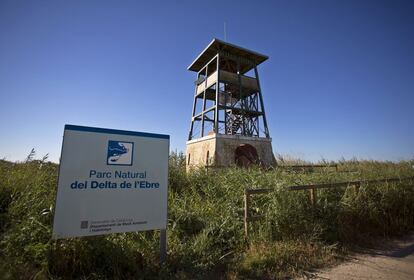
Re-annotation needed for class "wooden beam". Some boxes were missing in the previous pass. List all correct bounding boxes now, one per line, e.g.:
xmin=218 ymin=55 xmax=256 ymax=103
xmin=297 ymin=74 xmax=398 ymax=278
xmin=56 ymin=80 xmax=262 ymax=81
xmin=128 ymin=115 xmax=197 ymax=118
xmin=309 ymin=188 xmax=316 ymax=206
xmin=289 ymin=177 xmax=414 ymax=191
xmin=244 ymin=190 xmax=250 ymax=237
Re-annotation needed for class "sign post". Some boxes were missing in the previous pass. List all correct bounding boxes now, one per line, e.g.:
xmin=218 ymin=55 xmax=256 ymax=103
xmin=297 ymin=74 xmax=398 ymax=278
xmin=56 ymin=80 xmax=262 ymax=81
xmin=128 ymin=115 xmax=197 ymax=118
xmin=160 ymin=229 xmax=167 ymax=264
xmin=52 ymin=125 xmax=169 ymax=262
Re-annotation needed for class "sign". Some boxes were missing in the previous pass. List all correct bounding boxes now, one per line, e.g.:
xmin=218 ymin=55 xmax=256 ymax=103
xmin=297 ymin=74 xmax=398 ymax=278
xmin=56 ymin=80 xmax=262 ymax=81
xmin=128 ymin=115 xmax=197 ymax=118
xmin=52 ymin=125 xmax=169 ymax=239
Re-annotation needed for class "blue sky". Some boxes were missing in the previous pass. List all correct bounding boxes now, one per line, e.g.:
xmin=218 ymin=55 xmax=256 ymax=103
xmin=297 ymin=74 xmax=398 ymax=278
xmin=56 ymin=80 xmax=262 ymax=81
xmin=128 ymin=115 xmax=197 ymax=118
xmin=0 ymin=0 xmax=413 ymax=162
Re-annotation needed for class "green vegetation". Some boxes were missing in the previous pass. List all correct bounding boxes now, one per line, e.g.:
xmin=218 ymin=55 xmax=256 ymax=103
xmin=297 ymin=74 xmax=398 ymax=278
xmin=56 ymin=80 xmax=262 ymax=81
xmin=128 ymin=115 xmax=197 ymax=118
xmin=1 ymin=150 xmax=414 ymax=279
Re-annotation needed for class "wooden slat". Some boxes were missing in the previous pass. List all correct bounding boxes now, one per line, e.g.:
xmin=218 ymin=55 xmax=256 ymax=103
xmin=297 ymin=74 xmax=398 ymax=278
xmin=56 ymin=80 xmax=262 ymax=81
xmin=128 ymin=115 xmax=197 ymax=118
xmin=245 ymin=188 xmax=273 ymax=195
xmin=309 ymin=188 xmax=316 ymax=206
xmin=289 ymin=177 xmax=414 ymax=191
xmin=244 ymin=192 xmax=250 ymax=237
xmin=278 ymin=164 xmax=337 ymax=168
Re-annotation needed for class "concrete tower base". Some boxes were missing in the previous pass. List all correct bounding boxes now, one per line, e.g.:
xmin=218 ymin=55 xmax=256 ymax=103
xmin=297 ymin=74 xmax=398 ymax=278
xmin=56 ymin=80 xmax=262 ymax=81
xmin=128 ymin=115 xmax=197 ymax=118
xmin=186 ymin=134 xmax=275 ymax=171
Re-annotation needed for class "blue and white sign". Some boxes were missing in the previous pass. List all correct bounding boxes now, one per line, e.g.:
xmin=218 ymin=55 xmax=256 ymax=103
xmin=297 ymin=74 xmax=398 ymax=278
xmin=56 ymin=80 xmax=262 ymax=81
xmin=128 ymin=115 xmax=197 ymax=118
xmin=52 ymin=125 xmax=169 ymax=239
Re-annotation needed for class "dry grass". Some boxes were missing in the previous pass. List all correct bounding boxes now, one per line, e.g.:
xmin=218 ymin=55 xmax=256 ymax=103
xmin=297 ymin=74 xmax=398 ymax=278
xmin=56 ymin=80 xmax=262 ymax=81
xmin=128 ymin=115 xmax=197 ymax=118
xmin=0 ymin=152 xmax=414 ymax=279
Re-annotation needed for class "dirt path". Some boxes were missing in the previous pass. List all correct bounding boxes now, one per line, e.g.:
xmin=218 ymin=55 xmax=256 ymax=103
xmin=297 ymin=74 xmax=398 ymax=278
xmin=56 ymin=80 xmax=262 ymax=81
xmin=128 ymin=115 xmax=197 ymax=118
xmin=306 ymin=233 xmax=414 ymax=279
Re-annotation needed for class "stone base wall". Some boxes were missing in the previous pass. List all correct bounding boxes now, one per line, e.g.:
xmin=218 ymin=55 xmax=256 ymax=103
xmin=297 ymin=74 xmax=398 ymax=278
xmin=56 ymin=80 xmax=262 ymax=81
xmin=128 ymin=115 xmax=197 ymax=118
xmin=186 ymin=135 xmax=216 ymax=171
xmin=186 ymin=134 xmax=274 ymax=171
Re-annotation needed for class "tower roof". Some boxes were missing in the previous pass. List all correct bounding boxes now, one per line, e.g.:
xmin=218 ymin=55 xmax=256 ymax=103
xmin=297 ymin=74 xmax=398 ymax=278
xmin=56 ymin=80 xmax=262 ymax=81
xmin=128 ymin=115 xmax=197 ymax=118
xmin=188 ymin=38 xmax=268 ymax=73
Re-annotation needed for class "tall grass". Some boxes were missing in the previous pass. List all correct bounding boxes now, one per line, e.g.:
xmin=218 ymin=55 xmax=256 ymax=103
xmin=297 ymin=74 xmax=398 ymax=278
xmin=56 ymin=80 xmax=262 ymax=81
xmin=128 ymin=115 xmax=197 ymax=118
xmin=0 ymin=152 xmax=413 ymax=279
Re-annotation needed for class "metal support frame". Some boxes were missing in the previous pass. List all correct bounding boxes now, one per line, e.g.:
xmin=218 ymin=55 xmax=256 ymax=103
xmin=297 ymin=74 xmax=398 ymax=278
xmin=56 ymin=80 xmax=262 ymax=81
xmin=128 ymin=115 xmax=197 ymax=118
xmin=214 ymin=53 xmax=220 ymax=133
xmin=254 ymin=66 xmax=270 ymax=138
xmin=237 ymin=59 xmax=245 ymax=135
xmin=188 ymin=83 xmax=198 ymax=140
xmin=200 ymin=64 xmax=208 ymax=137
xmin=188 ymin=52 xmax=270 ymax=140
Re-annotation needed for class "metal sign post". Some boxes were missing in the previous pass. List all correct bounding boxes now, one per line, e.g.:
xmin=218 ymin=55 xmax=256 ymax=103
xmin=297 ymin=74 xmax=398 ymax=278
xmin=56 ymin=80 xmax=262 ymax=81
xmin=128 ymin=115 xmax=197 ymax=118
xmin=160 ymin=229 xmax=167 ymax=264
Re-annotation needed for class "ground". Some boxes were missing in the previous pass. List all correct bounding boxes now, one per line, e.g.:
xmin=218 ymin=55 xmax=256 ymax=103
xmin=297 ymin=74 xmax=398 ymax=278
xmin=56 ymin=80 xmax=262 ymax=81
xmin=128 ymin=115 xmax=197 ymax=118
xmin=303 ymin=233 xmax=414 ymax=279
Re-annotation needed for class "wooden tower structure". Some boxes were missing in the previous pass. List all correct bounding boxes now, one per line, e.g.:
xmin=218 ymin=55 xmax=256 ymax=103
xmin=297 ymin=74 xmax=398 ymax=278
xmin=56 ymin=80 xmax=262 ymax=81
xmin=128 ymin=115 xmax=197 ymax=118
xmin=186 ymin=39 xmax=274 ymax=170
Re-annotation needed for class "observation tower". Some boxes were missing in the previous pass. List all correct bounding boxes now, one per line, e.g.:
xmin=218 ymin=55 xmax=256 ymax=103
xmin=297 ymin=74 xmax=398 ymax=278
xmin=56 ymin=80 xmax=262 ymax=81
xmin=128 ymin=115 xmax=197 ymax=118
xmin=186 ymin=39 xmax=274 ymax=169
